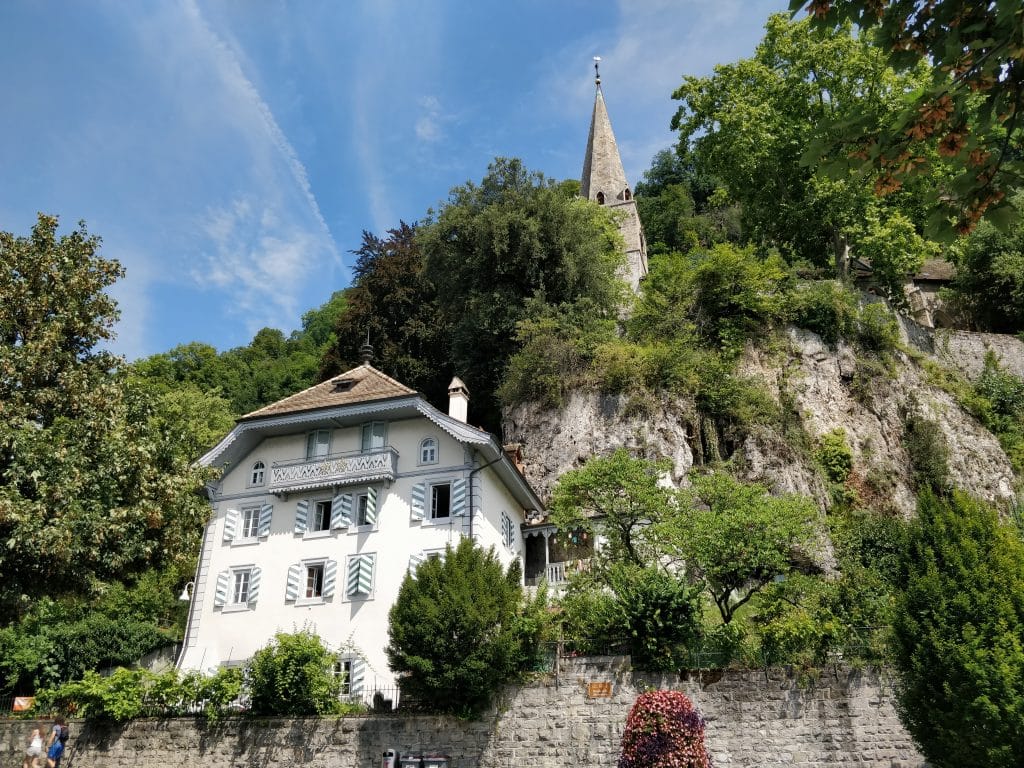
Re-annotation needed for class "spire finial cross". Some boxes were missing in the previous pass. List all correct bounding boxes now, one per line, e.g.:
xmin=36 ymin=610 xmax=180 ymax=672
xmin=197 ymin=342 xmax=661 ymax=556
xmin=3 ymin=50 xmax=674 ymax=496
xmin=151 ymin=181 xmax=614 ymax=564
xmin=593 ymin=56 xmax=601 ymax=86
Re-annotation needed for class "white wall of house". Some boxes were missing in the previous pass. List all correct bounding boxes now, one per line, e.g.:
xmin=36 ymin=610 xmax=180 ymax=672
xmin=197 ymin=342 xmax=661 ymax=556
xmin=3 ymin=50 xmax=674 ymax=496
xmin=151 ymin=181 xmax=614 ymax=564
xmin=178 ymin=414 xmax=527 ymax=696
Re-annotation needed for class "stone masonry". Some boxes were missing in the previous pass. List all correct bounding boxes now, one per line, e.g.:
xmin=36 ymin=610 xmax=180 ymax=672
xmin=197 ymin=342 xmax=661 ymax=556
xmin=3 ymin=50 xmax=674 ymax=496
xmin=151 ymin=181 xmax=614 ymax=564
xmin=1 ymin=660 xmax=925 ymax=768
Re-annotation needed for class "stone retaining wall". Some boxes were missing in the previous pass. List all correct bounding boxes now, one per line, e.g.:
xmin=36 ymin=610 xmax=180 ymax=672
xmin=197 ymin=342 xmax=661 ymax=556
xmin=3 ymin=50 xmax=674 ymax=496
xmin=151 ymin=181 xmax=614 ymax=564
xmin=0 ymin=662 xmax=925 ymax=768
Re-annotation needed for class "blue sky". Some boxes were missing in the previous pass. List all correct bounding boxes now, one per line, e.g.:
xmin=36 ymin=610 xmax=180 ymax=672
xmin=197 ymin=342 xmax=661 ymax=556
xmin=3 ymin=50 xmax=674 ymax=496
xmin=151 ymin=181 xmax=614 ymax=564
xmin=1 ymin=0 xmax=787 ymax=360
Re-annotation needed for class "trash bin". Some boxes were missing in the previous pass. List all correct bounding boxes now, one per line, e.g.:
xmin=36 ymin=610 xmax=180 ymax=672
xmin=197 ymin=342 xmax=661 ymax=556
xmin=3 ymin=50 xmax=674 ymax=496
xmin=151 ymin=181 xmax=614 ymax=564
xmin=422 ymin=755 xmax=449 ymax=768
xmin=382 ymin=749 xmax=398 ymax=768
xmin=399 ymin=755 xmax=422 ymax=768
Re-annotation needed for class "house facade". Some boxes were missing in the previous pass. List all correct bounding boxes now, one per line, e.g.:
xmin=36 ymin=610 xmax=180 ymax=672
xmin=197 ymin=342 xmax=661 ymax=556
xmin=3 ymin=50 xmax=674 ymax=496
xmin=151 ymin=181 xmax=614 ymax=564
xmin=177 ymin=362 xmax=543 ymax=700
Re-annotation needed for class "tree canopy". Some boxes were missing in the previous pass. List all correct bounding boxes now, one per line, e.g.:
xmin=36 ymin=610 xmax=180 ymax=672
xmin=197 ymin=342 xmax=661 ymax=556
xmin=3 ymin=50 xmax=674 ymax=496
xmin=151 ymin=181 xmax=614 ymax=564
xmin=671 ymin=13 xmax=941 ymax=277
xmin=793 ymin=0 xmax=1024 ymax=236
xmin=419 ymin=157 xmax=625 ymax=430
xmin=0 ymin=215 xmax=214 ymax=623
xmin=320 ymin=222 xmax=449 ymax=406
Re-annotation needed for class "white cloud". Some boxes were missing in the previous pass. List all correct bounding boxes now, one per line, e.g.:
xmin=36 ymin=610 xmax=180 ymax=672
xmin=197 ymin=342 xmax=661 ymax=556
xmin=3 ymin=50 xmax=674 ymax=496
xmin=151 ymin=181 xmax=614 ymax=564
xmin=415 ymin=95 xmax=446 ymax=143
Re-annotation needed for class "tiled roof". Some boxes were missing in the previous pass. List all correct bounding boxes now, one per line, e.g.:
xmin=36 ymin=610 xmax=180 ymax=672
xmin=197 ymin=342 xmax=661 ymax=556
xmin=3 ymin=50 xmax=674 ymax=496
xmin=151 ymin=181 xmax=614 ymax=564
xmin=239 ymin=363 xmax=416 ymax=421
xmin=916 ymin=258 xmax=956 ymax=282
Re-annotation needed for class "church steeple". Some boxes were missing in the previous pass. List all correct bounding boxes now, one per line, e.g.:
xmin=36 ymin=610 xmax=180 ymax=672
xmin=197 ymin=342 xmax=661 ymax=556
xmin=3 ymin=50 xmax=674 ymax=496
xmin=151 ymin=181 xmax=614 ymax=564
xmin=580 ymin=58 xmax=648 ymax=292
xmin=581 ymin=58 xmax=630 ymax=204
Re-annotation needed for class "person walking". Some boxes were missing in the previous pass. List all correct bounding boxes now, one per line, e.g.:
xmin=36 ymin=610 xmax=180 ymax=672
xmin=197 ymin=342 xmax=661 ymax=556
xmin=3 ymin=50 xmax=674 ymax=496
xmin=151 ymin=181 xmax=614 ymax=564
xmin=45 ymin=717 xmax=68 ymax=768
xmin=23 ymin=726 xmax=43 ymax=768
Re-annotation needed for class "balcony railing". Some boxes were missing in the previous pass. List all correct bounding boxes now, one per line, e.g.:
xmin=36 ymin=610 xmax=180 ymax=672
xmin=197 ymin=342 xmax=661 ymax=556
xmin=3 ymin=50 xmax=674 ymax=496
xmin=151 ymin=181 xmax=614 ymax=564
xmin=525 ymin=560 xmax=591 ymax=587
xmin=269 ymin=448 xmax=398 ymax=493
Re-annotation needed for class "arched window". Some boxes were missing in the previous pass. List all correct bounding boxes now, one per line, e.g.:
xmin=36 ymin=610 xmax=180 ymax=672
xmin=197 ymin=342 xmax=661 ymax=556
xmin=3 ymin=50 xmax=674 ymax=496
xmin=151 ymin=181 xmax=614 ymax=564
xmin=623 ymin=188 xmax=632 ymax=200
xmin=596 ymin=191 xmax=605 ymax=205
xmin=250 ymin=461 xmax=265 ymax=486
xmin=419 ymin=437 xmax=438 ymax=465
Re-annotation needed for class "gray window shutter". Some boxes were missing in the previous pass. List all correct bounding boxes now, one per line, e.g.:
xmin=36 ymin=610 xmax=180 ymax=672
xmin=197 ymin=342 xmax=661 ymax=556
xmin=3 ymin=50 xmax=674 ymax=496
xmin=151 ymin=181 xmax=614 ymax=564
xmin=407 ymin=551 xmax=424 ymax=578
xmin=332 ymin=492 xmax=352 ymax=529
xmin=223 ymin=509 xmax=238 ymax=543
xmin=452 ymin=479 xmax=467 ymax=516
xmin=410 ymin=483 xmax=425 ymax=521
xmin=214 ymin=570 xmax=229 ymax=607
xmin=349 ymin=657 xmax=365 ymax=696
xmin=248 ymin=567 xmax=262 ymax=603
xmin=323 ymin=559 xmax=338 ymax=598
xmin=347 ymin=554 xmax=374 ymax=597
xmin=258 ymin=504 xmax=273 ymax=538
xmin=364 ymin=487 xmax=378 ymax=525
xmin=294 ymin=500 xmax=308 ymax=534
xmin=285 ymin=564 xmax=301 ymax=601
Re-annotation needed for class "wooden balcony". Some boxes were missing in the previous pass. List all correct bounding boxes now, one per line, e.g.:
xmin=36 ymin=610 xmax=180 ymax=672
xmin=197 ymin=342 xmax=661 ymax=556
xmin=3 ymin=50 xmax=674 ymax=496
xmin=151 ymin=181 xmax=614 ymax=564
xmin=269 ymin=448 xmax=398 ymax=494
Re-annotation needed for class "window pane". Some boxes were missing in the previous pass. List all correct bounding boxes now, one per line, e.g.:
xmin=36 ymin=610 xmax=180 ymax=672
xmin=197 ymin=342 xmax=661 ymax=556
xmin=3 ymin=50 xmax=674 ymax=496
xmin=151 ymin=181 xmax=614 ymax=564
xmin=431 ymin=484 xmax=451 ymax=519
xmin=308 ymin=431 xmax=330 ymax=459
xmin=361 ymin=422 xmax=386 ymax=452
xmin=306 ymin=565 xmax=324 ymax=598
xmin=242 ymin=509 xmax=259 ymax=538
xmin=233 ymin=571 xmax=250 ymax=603
xmin=313 ymin=501 xmax=331 ymax=531
xmin=357 ymin=495 xmax=369 ymax=526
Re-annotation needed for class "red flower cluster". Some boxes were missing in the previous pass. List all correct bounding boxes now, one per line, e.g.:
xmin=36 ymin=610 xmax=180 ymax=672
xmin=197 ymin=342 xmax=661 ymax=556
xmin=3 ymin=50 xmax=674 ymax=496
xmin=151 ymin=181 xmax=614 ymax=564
xmin=618 ymin=690 xmax=712 ymax=768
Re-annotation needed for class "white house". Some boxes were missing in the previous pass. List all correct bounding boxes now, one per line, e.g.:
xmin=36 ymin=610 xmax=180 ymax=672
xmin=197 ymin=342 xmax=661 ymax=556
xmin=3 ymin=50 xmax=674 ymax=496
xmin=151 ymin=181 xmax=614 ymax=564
xmin=176 ymin=360 xmax=544 ymax=701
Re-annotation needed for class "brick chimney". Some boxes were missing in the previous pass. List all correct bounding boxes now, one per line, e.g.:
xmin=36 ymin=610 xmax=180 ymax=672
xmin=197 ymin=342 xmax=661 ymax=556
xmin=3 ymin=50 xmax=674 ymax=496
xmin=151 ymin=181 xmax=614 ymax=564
xmin=448 ymin=377 xmax=469 ymax=423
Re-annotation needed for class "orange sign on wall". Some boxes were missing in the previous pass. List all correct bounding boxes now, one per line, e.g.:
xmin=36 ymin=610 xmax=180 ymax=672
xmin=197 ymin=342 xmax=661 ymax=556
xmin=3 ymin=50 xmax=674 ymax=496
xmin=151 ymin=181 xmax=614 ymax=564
xmin=587 ymin=682 xmax=612 ymax=699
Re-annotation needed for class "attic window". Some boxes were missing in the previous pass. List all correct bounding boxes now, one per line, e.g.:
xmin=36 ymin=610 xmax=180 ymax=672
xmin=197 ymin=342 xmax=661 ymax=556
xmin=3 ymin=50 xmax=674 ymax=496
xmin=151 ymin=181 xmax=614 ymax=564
xmin=623 ymin=188 xmax=632 ymax=200
xmin=596 ymin=191 xmax=605 ymax=204
xmin=333 ymin=378 xmax=355 ymax=392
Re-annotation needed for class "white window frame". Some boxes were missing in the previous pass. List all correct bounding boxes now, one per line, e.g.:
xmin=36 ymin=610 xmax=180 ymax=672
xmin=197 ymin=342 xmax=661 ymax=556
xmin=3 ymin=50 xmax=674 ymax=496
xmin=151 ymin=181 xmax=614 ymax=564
xmin=231 ymin=568 xmax=252 ymax=606
xmin=304 ymin=562 xmax=325 ymax=600
xmin=345 ymin=553 xmax=376 ymax=600
xmin=419 ymin=437 xmax=438 ymax=465
xmin=429 ymin=482 xmax=452 ymax=520
xmin=360 ymin=421 xmax=387 ymax=453
xmin=309 ymin=499 xmax=332 ymax=534
xmin=333 ymin=658 xmax=354 ymax=697
xmin=306 ymin=429 xmax=331 ymax=460
xmin=249 ymin=461 xmax=266 ymax=487
xmin=239 ymin=507 xmax=260 ymax=540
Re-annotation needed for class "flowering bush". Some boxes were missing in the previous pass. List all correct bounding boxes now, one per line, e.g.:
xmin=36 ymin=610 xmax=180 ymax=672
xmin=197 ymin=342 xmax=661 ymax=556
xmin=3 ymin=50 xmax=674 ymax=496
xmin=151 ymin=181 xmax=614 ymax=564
xmin=618 ymin=690 xmax=711 ymax=768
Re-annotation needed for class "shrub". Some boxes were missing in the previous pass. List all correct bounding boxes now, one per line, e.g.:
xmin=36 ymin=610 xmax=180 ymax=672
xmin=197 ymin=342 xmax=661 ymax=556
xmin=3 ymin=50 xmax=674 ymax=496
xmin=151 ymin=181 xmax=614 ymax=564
xmin=247 ymin=630 xmax=343 ymax=716
xmin=618 ymin=690 xmax=711 ymax=768
xmin=816 ymin=428 xmax=853 ymax=484
xmin=35 ymin=666 xmax=243 ymax=721
xmin=387 ymin=539 xmax=541 ymax=718
xmin=786 ymin=279 xmax=860 ymax=345
xmin=854 ymin=301 xmax=901 ymax=355
xmin=903 ymin=412 xmax=950 ymax=493
xmin=606 ymin=566 xmax=702 ymax=671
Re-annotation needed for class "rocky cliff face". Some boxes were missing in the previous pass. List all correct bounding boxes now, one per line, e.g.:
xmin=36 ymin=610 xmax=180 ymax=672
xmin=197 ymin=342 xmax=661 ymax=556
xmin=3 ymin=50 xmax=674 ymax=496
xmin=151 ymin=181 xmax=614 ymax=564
xmin=503 ymin=327 xmax=1020 ymax=518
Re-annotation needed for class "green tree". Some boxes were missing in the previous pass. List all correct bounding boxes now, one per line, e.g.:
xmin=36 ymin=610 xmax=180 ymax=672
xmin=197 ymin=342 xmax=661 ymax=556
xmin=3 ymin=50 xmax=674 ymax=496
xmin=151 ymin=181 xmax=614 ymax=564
xmin=893 ymin=490 xmax=1024 ymax=767
xmin=247 ymin=630 xmax=343 ymax=716
xmin=0 ymin=215 xmax=213 ymax=621
xmin=419 ymin=157 xmax=625 ymax=430
xmin=320 ymin=222 xmax=449 ymax=406
xmin=549 ymin=449 xmax=677 ymax=570
xmin=944 ymin=191 xmax=1024 ymax=333
xmin=386 ymin=539 xmax=542 ymax=717
xmin=664 ymin=471 xmax=818 ymax=623
xmin=634 ymin=149 xmax=740 ymax=255
xmin=794 ymin=0 xmax=1024 ymax=236
xmin=671 ymin=14 xmax=939 ymax=275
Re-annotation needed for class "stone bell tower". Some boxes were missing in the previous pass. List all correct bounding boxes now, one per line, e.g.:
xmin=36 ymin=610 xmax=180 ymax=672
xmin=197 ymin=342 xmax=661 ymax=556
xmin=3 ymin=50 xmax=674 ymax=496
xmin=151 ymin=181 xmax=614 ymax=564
xmin=581 ymin=58 xmax=648 ymax=293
